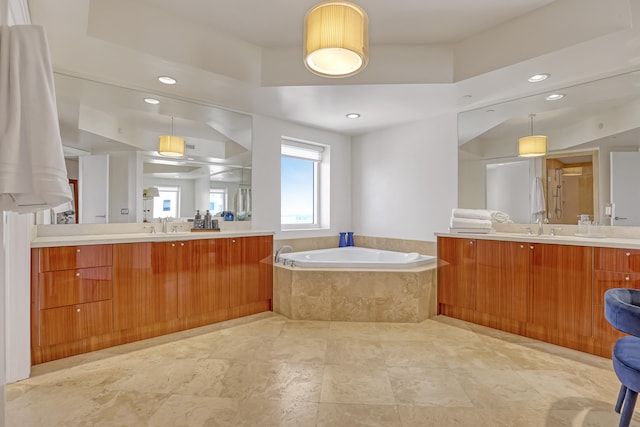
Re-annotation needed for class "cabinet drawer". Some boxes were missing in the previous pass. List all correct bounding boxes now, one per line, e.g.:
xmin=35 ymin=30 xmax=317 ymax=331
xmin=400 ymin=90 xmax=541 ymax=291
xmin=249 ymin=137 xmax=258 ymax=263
xmin=594 ymin=270 xmax=640 ymax=305
xmin=39 ymin=267 xmax=112 ymax=309
xmin=39 ymin=245 xmax=113 ymax=272
xmin=595 ymin=247 xmax=640 ymax=273
xmin=39 ymin=300 xmax=113 ymax=346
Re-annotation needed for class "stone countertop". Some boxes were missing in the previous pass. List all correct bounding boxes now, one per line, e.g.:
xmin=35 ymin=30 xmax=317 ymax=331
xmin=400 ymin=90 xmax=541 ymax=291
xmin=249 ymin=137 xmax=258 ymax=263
xmin=435 ymin=231 xmax=640 ymax=250
xmin=31 ymin=230 xmax=275 ymax=248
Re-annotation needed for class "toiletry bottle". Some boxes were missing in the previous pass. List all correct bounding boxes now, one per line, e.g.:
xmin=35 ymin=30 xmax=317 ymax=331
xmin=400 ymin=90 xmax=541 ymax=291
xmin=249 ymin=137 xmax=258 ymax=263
xmin=194 ymin=210 xmax=202 ymax=229
xmin=204 ymin=210 xmax=212 ymax=229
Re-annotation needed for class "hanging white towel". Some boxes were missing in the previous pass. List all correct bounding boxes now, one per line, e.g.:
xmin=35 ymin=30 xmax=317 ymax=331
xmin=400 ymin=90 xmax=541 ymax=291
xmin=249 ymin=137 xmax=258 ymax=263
xmin=530 ymin=177 xmax=546 ymax=216
xmin=0 ymin=25 xmax=72 ymax=213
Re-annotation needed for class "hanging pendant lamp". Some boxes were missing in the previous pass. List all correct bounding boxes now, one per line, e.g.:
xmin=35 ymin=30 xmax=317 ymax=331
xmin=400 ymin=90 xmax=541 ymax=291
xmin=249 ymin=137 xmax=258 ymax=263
xmin=304 ymin=1 xmax=369 ymax=78
xmin=158 ymin=116 xmax=185 ymax=157
xmin=518 ymin=114 xmax=548 ymax=157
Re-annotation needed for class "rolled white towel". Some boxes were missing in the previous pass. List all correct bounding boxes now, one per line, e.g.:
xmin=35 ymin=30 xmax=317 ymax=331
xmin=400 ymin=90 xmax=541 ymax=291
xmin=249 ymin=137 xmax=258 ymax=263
xmin=451 ymin=208 xmax=493 ymax=221
xmin=450 ymin=217 xmax=493 ymax=229
xmin=490 ymin=211 xmax=512 ymax=223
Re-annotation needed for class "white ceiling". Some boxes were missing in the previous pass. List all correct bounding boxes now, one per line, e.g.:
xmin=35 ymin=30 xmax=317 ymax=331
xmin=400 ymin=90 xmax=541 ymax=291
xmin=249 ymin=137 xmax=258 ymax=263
xmin=26 ymin=0 xmax=640 ymax=146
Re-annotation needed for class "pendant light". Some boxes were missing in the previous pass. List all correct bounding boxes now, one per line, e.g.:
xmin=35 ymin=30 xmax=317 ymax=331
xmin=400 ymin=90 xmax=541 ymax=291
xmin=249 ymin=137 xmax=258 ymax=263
xmin=304 ymin=1 xmax=369 ymax=78
xmin=518 ymin=114 xmax=548 ymax=157
xmin=158 ymin=116 xmax=185 ymax=157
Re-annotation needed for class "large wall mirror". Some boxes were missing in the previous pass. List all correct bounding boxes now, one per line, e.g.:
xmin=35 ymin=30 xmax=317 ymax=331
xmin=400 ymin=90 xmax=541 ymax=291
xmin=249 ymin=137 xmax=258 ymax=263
xmin=458 ymin=69 xmax=640 ymax=226
xmin=41 ymin=73 xmax=252 ymax=225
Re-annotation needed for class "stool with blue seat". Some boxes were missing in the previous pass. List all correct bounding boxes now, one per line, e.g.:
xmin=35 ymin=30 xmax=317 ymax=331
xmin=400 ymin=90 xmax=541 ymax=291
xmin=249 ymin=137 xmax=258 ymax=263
xmin=605 ymin=288 xmax=640 ymax=427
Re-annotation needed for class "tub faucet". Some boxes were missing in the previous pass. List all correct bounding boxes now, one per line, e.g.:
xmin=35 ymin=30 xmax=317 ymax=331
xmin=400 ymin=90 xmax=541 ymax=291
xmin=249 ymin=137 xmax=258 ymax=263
xmin=275 ymin=245 xmax=293 ymax=263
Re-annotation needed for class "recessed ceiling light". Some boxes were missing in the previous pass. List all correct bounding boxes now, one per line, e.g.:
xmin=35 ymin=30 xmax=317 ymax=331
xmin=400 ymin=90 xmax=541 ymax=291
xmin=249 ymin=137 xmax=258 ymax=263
xmin=144 ymin=98 xmax=160 ymax=105
xmin=545 ymin=93 xmax=565 ymax=101
xmin=158 ymin=76 xmax=177 ymax=85
xmin=346 ymin=113 xmax=360 ymax=119
xmin=528 ymin=73 xmax=550 ymax=83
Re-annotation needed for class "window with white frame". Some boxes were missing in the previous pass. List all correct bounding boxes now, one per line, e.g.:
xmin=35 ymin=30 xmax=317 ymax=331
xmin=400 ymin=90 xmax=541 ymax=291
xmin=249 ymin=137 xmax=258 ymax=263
xmin=153 ymin=186 xmax=180 ymax=219
xmin=209 ymin=188 xmax=226 ymax=214
xmin=281 ymin=138 xmax=326 ymax=228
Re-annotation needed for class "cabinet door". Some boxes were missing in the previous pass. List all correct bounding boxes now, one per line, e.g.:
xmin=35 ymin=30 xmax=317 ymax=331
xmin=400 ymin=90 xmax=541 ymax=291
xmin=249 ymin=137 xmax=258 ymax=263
xmin=437 ymin=237 xmax=476 ymax=309
xmin=476 ymin=240 xmax=529 ymax=321
xmin=529 ymin=244 xmax=592 ymax=337
xmin=113 ymin=242 xmax=178 ymax=330
xmin=177 ymin=239 xmax=229 ymax=317
xmin=594 ymin=270 xmax=640 ymax=305
xmin=229 ymin=236 xmax=273 ymax=307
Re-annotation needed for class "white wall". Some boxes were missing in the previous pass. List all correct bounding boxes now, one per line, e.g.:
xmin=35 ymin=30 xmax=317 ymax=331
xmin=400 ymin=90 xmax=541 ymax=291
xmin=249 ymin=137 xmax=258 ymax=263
xmin=486 ymin=161 xmax=530 ymax=223
xmin=251 ymin=115 xmax=352 ymax=240
xmin=351 ymin=114 xmax=458 ymax=241
xmin=109 ymin=152 xmax=138 ymax=223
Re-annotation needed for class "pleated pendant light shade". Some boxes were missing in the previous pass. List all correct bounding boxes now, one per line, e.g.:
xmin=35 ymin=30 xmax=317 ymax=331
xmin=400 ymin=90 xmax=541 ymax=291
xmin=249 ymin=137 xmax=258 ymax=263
xmin=158 ymin=116 xmax=185 ymax=157
xmin=304 ymin=1 xmax=369 ymax=78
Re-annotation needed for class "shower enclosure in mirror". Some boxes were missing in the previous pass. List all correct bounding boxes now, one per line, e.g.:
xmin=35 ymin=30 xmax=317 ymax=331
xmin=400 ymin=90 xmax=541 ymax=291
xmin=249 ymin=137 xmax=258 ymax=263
xmin=458 ymin=69 xmax=640 ymax=225
xmin=38 ymin=73 xmax=253 ymax=225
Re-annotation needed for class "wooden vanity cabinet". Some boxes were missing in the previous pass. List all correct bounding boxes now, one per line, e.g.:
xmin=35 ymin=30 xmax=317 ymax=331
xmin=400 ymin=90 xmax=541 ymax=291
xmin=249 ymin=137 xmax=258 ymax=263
xmin=113 ymin=241 xmax=179 ymax=331
xmin=528 ymin=243 xmax=592 ymax=337
xmin=177 ymin=238 xmax=230 ymax=318
xmin=229 ymin=236 xmax=273 ymax=308
xmin=475 ymin=240 xmax=529 ymax=322
xmin=593 ymin=247 xmax=640 ymax=355
xmin=32 ymin=235 xmax=273 ymax=364
xmin=32 ymin=244 xmax=114 ymax=349
xmin=437 ymin=236 xmax=593 ymax=354
xmin=437 ymin=237 xmax=476 ymax=309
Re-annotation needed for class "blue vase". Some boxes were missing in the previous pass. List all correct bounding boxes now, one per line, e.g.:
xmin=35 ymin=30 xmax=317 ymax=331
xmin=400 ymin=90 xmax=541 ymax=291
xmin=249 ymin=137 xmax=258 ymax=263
xmin=339 ymin=232 xmax=347 ymax=247
xmin=347 ymin=232 xmax=355 ymax=247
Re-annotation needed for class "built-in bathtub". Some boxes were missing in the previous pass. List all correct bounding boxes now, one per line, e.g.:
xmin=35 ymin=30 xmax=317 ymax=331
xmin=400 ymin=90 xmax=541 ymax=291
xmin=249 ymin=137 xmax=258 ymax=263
xmin=273 ymin=247 xmax=437 ymax=323
xmin=277 ymin=246 xmax=435 ymax=269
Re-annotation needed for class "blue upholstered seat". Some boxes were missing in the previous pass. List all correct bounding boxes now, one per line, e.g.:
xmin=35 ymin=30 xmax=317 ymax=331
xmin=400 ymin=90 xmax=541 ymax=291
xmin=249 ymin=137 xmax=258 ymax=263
xmin=605 ymin=288 xmax=640 ymax=427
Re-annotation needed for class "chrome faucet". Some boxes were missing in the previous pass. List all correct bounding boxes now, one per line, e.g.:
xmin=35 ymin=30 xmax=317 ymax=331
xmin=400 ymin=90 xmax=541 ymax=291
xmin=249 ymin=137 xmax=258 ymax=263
xmin=274 ymin=245 xmax=293 ymax=263
xmin=536 ymin=216 xmax=547 ymax=235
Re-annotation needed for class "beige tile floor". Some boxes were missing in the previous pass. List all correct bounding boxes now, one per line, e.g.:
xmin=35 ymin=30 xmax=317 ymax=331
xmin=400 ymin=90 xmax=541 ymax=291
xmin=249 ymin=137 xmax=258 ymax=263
xmin=6 ymin=313 xmax=640 ymax=426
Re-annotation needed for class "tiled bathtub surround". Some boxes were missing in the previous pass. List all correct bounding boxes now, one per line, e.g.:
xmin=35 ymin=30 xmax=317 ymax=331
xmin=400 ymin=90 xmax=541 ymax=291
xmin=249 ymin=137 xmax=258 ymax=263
xmin=274 ymin=264 xmax=437 ymax=322
xmin=274 ymin=236 xmax=437 ymax=256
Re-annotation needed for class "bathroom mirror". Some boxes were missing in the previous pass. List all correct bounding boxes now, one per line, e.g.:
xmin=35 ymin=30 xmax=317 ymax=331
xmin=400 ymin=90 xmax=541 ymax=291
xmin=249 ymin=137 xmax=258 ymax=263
xmin=458 ymin=69 xmax=640 ymax=225
xmin=42 ymin=73 xmax=252 ymax=224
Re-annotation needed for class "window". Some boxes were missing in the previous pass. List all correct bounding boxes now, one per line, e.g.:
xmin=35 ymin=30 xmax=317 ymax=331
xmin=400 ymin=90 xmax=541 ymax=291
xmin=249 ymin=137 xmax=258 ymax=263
xmin=209 ymin=188 xmax=226 ymax=214
xmin=153 ymin=186 xmax=180 ymax=218
xmin=281 ymin=139 xmax=326 ymax=228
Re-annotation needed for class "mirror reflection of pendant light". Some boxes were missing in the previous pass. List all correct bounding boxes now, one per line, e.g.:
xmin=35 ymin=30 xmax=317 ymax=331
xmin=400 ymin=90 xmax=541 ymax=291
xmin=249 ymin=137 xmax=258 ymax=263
xmin=518 ymin=114 xmax=548 ymax=157
xmin=562 ymin=166 xmax=583 ymax=176
xmin=304 ymin=1 xmax=369 ymax=78
xmin=158 ymin=116 xmax=185 ymax=157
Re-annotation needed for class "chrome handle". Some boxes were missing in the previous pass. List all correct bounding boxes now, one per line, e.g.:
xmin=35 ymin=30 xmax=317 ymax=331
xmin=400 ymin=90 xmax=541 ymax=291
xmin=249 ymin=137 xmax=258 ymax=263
xmin=76 ymin=272 xmax=80 ymax=277
xmin=530 ymin=245 xmax=534 ymax=249
xmin=171 ymin=243 xmax=175 ymax=247
xmin=76 ymin=308 xmax=81 ymax=313
xmin=180 ymin=243 xmax=185 ymax=247
xmin=627 ymin=252 xmax=631 ymax=257
xmin=615 ymin=216 xmax=628 ymax=220
xmin=76 ymin=249 xmax=81 ymax=253
xmin=469 ymin=241 xmax=474 ymax=245
xmin=626 ymin=276 xmax=631 ymax=281
xmin=520 ymin=244 xmax=524 ymax=249
xmin=95 ymin=215 xmax=107 ymax=218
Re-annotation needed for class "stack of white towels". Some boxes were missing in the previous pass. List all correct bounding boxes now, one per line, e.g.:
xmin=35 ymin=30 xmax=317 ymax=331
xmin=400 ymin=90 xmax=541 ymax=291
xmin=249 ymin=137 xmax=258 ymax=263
xmin=449 ymin=209 xmax=512 ymax=234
